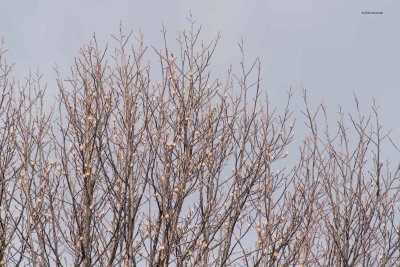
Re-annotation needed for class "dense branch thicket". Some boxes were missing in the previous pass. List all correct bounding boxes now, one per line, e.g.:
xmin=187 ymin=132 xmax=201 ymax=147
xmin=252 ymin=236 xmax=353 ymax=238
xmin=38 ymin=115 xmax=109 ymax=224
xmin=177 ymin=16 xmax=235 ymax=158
xmin=0 ymin=20 xmax=399 ymax=267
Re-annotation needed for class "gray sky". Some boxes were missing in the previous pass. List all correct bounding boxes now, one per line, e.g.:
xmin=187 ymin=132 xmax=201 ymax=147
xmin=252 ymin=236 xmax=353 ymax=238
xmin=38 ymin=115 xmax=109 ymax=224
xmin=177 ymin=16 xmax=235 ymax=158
xmin=1 ymin=0 xmax=399 ymax=156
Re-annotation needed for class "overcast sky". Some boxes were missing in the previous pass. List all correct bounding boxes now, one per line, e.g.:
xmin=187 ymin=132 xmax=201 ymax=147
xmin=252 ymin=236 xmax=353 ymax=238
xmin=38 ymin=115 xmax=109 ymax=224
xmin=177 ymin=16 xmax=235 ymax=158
xmin=1 ymin=0 xmax=399 ymax=158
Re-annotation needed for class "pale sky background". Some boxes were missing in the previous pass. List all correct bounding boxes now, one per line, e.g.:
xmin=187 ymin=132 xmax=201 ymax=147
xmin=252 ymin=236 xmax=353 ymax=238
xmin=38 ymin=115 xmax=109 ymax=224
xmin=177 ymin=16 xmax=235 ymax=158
xmin=1 ymin=0 xmax=399 ymax=159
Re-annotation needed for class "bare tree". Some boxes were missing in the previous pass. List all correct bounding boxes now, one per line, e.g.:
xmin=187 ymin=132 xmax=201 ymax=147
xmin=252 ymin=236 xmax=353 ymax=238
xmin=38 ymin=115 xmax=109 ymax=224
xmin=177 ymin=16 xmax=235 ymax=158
xmin=301 ymin=94 xmax=400 ymax=266
xmin=0 ymin=18 xmax=399 ymax=267
xmin=0 ymin=37 xmax=22 ymax=266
